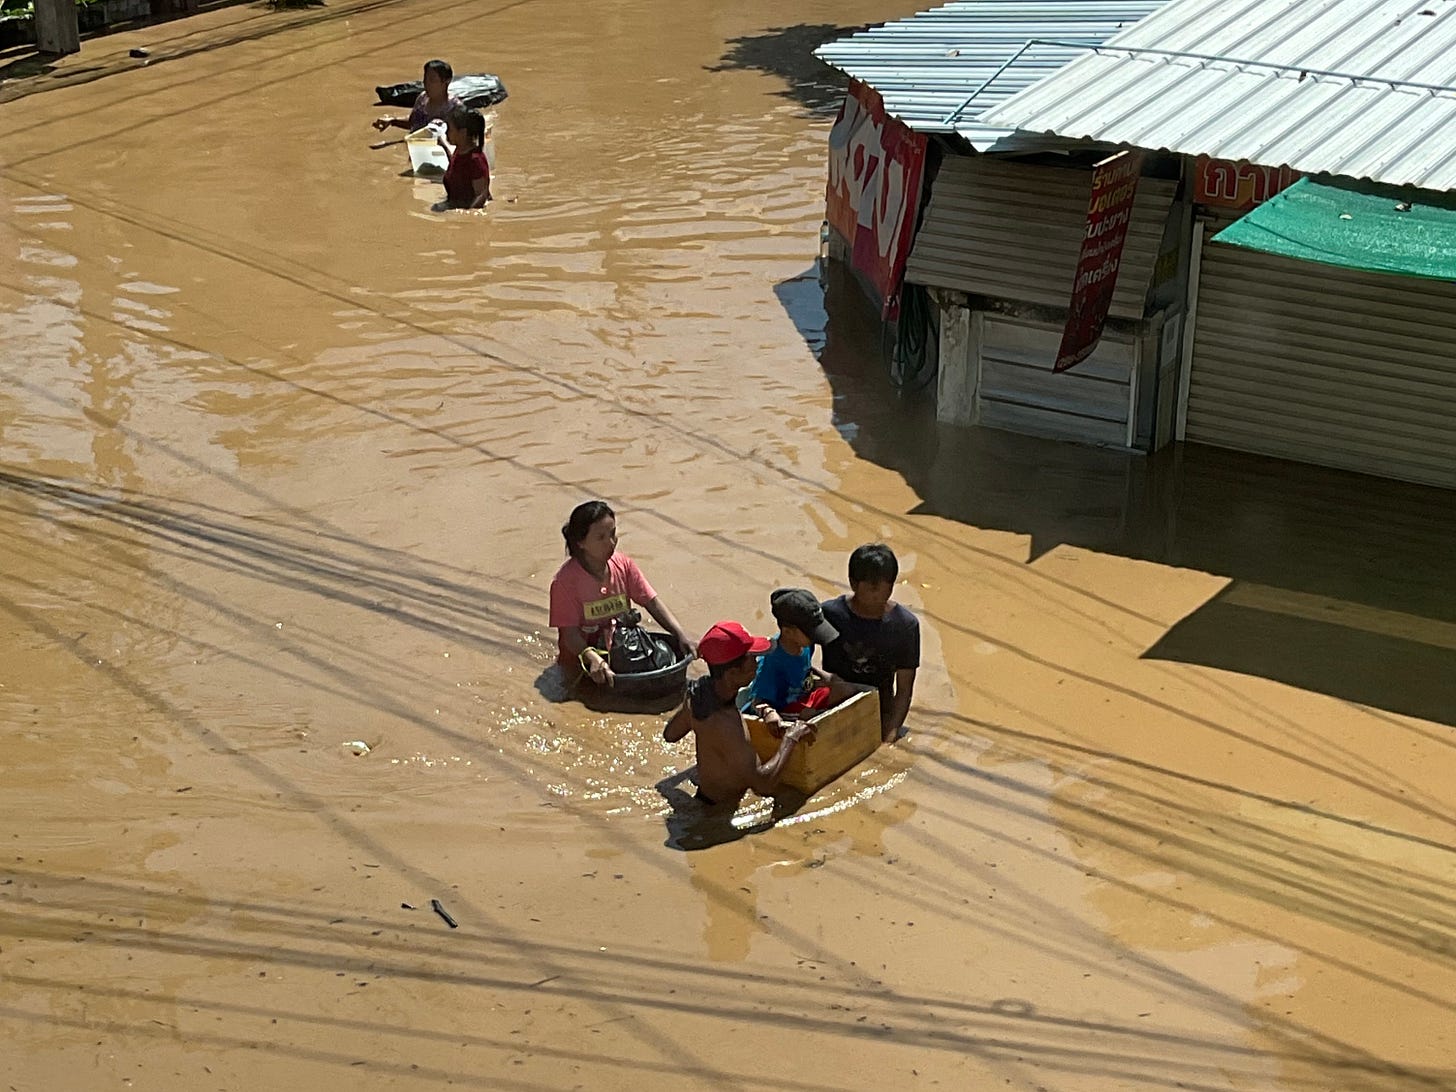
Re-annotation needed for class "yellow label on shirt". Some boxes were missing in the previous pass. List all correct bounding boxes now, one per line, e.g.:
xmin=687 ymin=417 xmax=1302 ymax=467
xmin=583 ymin=593 xmax=629 ymax=621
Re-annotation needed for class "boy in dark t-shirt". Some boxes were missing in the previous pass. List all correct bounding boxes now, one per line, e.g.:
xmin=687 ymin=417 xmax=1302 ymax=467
xmin=821 ymin=543 xmax=920 ymax=742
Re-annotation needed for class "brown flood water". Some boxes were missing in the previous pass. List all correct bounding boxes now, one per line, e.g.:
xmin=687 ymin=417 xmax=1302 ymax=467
xmin=2 ymin=0 xmax=1455 ymax=1088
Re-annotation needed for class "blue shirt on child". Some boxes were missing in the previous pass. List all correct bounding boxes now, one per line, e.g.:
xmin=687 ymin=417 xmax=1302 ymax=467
xmin=748 ymin=640 xmax=813 ymax=711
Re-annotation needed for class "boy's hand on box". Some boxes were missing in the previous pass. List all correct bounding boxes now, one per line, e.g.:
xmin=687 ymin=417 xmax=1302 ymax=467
xmin=758 ymin=706 xmax=785 ymax=737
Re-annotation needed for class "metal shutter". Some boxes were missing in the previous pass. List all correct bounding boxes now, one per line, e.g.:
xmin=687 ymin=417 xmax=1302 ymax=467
xmin=1188 ymin=238 xmax=1456 ymax=489
xmin=906 ymin=155 xmax=1176 ymax=320
xmin=978 ymin=316 xmax=1136 ymax=447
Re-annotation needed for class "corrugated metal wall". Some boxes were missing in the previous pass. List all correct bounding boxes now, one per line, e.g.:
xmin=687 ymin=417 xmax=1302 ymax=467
xmin=1188 ymin=239 xmax=1456 ymax=489
xmin=978 ymin=316 xmax=1137 ymax=446
xmin=905 ymin=155 xmax=1176 ymax=319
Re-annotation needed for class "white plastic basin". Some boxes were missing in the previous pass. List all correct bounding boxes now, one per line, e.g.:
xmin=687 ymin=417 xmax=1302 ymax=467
xmin=406 ymin=127 xmax=449 ymax=174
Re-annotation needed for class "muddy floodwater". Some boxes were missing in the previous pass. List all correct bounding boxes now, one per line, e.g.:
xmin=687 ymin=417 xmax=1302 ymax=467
xmin=2 ymin=0 xmax=1455 ymax=1088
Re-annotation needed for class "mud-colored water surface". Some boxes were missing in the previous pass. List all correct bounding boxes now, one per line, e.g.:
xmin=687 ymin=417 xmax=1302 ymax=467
xmin=3 ymin=1 xmax=1454 ymax=1088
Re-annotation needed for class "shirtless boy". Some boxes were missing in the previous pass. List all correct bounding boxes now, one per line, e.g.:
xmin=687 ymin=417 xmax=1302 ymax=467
xmin=664 ymin=621 xmax=814 ymax=809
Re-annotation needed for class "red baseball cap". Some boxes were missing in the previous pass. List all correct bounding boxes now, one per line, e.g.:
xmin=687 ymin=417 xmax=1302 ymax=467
xmin=698 ymin=621 xmax=772 ymax=666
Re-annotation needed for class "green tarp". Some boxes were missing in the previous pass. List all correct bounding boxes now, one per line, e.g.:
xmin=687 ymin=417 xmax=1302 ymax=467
xmin=1212 ymin=176 xmax=1456 ymax=281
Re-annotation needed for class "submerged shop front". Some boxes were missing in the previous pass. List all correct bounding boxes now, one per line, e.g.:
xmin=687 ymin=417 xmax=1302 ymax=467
xmin=822 ymin=114 xmax=1194 ymax=455
xmin=904 ymin=150 xmax=1185 ymax=451
xmin=976 ymin=0 xmax=1456 ymax=490
xmin=1178 ymin=166 xmax=1456 ymax=491
xmin=916 ymin=147 xmax=1456 ymax=488
xmin=814 ymin=0 xmax=1176 ymax=445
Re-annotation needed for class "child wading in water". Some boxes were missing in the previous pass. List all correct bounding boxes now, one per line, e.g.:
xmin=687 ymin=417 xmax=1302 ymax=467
xmin=436 ymin=106 xmax=492 ymax=210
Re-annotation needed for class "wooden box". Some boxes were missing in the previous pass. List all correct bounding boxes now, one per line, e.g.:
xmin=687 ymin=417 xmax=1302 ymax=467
xmin=745 ymin=688 xmax=882 ymax=796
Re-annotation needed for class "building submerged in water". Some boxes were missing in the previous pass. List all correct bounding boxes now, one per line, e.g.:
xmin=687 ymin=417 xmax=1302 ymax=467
xmin=815 ymin=0 xmax=1456 ymax=491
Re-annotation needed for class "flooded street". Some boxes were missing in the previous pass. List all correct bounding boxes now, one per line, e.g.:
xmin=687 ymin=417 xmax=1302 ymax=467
xmin=2 ymin=0 xmax=1455 ymax=1088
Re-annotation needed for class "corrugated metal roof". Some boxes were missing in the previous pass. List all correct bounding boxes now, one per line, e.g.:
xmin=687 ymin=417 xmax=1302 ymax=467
xmin=905 ymin=155 xmax=1176 ymax=318
xmin=812 ymin=1 xmax=1168 ymax=150
xmin=978 ymin=0 xmax=1456 ymax=190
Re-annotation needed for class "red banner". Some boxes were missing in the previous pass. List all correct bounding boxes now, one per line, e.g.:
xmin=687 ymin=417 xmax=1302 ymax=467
xmin=1056 ymin=149 xmax=1143 ymax=373
xmin=1193 ymin=156 xmax=1300 ymax=210
xmin=826 ymin=79 xmax=928 ymax=320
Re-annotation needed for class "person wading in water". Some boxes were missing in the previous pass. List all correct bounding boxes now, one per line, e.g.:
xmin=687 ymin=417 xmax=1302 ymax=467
xmin=548 ymin=500 xmax=696 ymax=688
xmin=663 ymin=621 xmax=814 ymax=809
xmin=372 ymin=59 xmax=464 ymax=133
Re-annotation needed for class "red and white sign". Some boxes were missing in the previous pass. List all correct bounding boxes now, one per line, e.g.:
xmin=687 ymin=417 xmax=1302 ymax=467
xmin=826 ymin=79 xmax=928 ymax=320
xmin=1193 ymin=156 xmax=1300 ymax=211
xmin=1056 ymin=149 xmax=1144 ymax=373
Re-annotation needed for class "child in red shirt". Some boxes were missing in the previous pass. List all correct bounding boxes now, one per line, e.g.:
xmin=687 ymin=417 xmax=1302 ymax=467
xmin=437 ymin=106 xmax=492 ymax=210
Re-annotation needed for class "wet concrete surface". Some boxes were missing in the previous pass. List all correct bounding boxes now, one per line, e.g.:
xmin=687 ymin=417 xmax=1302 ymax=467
xmin=2 ymin=0 xmax=1454 ymax=1088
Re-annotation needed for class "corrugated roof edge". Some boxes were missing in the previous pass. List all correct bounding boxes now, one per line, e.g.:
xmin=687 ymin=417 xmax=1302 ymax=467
xmin=973 ymin=0 xmax=1456 ymax=191
xmin=809 ymin=0 xmax=1170 ymax=145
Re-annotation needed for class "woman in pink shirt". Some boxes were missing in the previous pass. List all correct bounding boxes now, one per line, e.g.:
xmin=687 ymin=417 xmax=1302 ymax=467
xmin=550 ymin=500 xmax=698 ymax=687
